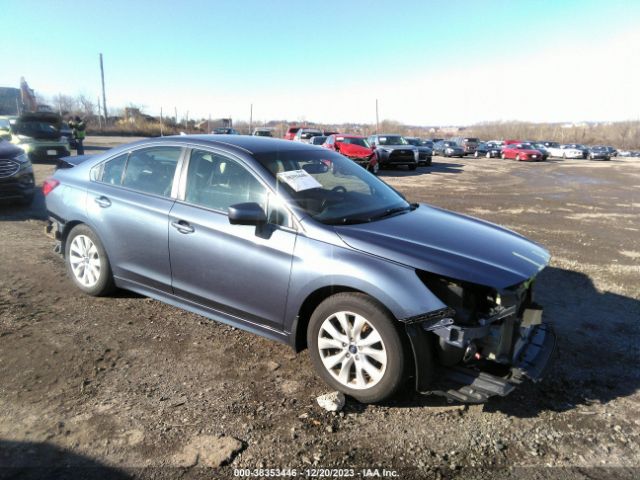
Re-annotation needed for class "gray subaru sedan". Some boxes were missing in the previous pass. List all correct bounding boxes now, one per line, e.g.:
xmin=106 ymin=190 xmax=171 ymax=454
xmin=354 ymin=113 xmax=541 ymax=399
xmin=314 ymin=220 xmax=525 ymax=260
xmin=44 ymin=135 xmax=555 ymax=403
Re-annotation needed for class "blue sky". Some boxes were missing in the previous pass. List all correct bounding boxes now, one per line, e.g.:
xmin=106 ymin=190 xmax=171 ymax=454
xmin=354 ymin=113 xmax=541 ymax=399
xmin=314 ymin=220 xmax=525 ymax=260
xmin=1 ymin=0 xmax=638 ymax=124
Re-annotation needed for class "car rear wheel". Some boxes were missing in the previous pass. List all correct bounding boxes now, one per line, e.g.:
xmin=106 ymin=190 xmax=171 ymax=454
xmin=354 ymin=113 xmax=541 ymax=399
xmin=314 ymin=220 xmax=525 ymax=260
xmin=65 ymin=224 xmax=115 ymax=296
xmin=308 ymin=293 xmax=406 ymax=403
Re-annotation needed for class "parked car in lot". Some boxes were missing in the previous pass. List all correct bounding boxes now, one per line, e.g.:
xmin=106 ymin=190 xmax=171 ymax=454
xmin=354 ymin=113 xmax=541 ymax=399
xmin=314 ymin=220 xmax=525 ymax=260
xmin=212 ymin=127 xmax=239 ymax=135
xmin=542 ymin=142 xmax=564 ymax=158
xmin=284 ymin=126 xmax=301 ymax=140
xmin=43 ymin=135 xmax=554 ymax=403
xmin=559 ymin=145 xmax=587 ymax=159
xmin=0 ymin=116 xmax=16 ymax=140
xmin=451 ymin=137 xmax=480 ymax=155
xmin=587 ymin=146 xmax=611 ymax=160
xmin=432 ymin=140 xmax=464 ymax=158
xmin=404 ymin=137 xmax=433 ymax=166
xmin=367 ymin=134 xmax=418 ymax=170
xmin=9 ymin=112 xmax=70 ymax=161
xmin=294 ymin=128 xmax=324 ymax=144
xmin=525 ymin=143 xmax=550 ymax=161
xmin=323 ymin=134 xmax=378 ymax=174
xmin=0 ymin=139 xmax=35 ymax=205
xmin=309 ymin=136 xmax=327 ymax=146
xmin=252 ymin=128 xmax=273 ymax=137
xmin=563 ymin=144 xmax=589 ymax=159
xmin=501 ymin=143 xmax=545 ymax=162
xmin=474 ymin=142 xmax=502 ymax=158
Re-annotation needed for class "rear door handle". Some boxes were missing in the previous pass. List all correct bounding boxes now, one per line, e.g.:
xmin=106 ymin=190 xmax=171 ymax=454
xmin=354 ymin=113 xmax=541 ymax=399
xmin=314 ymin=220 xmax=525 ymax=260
xmin=94 ymin=196 xmax=111 ymax=208
xmin=170 ymin=220 xmax=195 ymax=234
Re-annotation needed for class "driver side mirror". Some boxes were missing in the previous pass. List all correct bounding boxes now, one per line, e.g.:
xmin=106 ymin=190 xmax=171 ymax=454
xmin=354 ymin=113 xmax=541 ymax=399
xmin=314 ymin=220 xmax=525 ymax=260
xmin=228 ymin=202 xmax=267 ymax=226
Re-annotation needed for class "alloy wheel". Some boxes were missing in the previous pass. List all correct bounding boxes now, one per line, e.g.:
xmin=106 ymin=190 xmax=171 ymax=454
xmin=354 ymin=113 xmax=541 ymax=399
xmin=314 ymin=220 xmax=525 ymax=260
xmin=317 ymin=311 xmax=387 ymax=390
xmin=69 ymin=235 xmax=101 ymax=288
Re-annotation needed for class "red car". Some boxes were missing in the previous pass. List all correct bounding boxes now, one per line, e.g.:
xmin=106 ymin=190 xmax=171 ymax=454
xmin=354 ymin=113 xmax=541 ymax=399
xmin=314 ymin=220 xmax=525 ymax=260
xmin=323 ymin=134 xmax=379 ymax=174
xmin=501 ymin=143 xmax=545 ymax=162
xmin=284 ymin=126 xmax=301 ymax=140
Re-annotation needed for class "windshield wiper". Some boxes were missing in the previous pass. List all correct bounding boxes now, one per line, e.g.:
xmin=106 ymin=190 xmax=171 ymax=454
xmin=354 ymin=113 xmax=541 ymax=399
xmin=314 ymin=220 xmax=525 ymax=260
xmin=368 ymin=203 xmax=418 ymax=221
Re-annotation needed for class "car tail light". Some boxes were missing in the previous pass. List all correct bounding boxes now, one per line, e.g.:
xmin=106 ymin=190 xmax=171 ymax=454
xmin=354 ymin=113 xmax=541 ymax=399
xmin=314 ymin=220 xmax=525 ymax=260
xmin=42 ymin=178 xmax=60 ymax=196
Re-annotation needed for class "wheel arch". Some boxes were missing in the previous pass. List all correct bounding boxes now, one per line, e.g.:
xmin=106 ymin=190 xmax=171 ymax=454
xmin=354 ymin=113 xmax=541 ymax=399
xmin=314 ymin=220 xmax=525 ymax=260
xmin=291 ymin=285 xmax=402 ymax=352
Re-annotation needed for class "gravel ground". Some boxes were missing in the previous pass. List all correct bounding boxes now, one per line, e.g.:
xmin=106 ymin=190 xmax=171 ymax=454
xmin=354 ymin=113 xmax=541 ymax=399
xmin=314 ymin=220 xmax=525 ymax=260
xmin=0 ymin=137 xmax=639 ymax=479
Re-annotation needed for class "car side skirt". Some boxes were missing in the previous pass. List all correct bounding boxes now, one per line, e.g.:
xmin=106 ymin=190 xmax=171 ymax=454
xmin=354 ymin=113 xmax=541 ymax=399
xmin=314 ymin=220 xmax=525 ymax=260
xmin=114 ymin=276 xmax=291 ymax=346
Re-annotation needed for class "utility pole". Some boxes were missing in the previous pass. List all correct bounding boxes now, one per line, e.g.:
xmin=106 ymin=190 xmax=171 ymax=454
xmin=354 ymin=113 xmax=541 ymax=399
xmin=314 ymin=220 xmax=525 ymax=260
xmin=97 ymin=96 xmax=102 ymax=129
xmin=160 ymin=107 xmax=164 ymax=136
xmin=99 ymin=53 xmax=108 ymax=124
xmin=174 ymin=107 xmax=178 ymax=128
xmin=375 ymin=99 xmax=379 ymax=134
xmin=249 ymin=103 xmax=253 ymax=134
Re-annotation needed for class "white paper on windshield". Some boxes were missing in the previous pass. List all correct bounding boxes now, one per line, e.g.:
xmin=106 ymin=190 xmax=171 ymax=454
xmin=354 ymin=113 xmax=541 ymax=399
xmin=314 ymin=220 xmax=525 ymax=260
xmin=277 ymin=169 xmax=323 ymax=192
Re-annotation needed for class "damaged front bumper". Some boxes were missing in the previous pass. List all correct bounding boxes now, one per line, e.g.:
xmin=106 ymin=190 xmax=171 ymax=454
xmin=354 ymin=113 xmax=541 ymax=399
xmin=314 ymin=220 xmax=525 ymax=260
xmin=406 ymin=314 xmax=556 ymax=403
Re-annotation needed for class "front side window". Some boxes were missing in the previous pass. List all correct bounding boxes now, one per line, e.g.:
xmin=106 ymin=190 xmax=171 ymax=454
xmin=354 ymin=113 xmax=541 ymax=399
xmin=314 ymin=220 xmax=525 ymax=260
xmin=120 ymin=146 xmax=181 ymax=197
xmin=254 ymin=150 xmax=409 ymax=225
xmin=185 ymin=149 xmax=267 ymax=214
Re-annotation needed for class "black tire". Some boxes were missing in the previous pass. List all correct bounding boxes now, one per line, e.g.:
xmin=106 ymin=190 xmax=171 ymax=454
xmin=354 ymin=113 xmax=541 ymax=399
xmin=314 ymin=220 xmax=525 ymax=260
xmin=65 ymin=224 xmax=115 ymax=296
xmin=408 ymin=164 xmax=417 ymax=171
xmin=307 ymin=293 xmax=406 ymax=403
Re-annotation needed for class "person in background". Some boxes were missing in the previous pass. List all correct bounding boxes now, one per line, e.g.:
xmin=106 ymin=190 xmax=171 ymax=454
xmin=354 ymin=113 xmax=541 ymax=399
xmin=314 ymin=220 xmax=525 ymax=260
xmin=68 ymin=116 xmax=86 ymax=155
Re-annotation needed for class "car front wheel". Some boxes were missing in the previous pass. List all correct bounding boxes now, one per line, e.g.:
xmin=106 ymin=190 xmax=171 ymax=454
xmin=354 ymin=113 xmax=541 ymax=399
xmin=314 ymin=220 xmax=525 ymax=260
xmin=308 ymin=293 xmax=406 ymax=403
xmin=65 ymin=224 xmax=115 ymax=296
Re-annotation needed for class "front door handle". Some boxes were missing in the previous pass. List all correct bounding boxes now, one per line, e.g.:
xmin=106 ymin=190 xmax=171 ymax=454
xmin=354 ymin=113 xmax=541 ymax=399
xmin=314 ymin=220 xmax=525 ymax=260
xmin=170 ymin=220 xmax=195 ymax=234
xmin=94 ymin=196 xmax=111 ymax=208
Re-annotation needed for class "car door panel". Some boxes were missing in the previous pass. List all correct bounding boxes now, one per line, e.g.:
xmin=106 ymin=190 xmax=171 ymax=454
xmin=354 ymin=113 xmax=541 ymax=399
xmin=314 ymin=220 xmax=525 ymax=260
xmin=87 ymin=182 xmax=175 ymax=292
xmin=168 ymin=203 xmax=296 ymax=330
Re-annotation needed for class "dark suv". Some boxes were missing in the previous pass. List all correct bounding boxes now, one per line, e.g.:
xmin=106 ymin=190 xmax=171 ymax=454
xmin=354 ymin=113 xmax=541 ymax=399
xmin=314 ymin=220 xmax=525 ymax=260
xmin=0 ymin=140 xmax=35 ymax=205
xmin=367 ymin=134 xmax=419 ymax=170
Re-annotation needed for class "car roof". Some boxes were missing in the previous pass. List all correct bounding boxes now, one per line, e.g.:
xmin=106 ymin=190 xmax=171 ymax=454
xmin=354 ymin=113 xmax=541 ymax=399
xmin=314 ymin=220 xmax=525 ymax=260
xmin=116 ymin=134 xmax=317 ymax=156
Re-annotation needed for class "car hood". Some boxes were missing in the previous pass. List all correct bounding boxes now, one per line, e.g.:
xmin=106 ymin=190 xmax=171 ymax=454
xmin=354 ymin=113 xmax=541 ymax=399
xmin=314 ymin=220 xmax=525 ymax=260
xmin=377 ymin=144 xmax=414 ymax=150
xmin=0 ymin=140 xmax=23 ymax=158
xmin=339 ymin=143 xmax=373 ymax=157
xmin=335 ymin=205 xmax=550 ymax=289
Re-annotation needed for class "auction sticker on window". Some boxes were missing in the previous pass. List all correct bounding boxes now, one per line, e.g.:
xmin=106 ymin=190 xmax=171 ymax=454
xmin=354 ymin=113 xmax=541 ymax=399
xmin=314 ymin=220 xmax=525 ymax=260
xmin=277 ymin=169 xmax=322 ymax=192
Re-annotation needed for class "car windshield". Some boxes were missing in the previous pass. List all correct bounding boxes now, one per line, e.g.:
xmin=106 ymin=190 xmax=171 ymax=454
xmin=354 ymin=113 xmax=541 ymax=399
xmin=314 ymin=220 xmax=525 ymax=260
xmin=254 ymin=150 xmax=410 ymax=225
xmin=519 ymin=143 xmax=533 ymax=149
xmin=405 ymin=138 xmax=419 ymax=146
xmin=377 ymin=136 xmax=407 ymax=145
xmin=339 ymin=137 xmax=370 ymax=148
xmin=13 ymin=120 xmax=59 ymax=136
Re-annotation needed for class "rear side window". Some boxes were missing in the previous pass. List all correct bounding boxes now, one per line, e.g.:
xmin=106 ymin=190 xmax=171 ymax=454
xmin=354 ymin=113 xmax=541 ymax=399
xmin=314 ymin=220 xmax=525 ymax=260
xmin=99 ymin=153 xmax=128 ymax=185
xmin=121 ymin=147 xmax=181 ymax=197
xmin=184 ymin=149 xmax=267 ymax=213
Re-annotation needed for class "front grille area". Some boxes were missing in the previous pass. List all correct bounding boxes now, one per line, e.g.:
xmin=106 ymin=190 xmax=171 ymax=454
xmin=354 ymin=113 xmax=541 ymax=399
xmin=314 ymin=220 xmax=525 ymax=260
xmin=389 ymin=149 xmax=415 ymax=163
xmin=0 ymin=159 xmax=20 ymax=178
